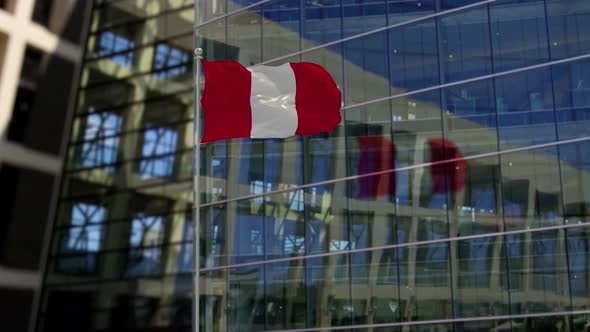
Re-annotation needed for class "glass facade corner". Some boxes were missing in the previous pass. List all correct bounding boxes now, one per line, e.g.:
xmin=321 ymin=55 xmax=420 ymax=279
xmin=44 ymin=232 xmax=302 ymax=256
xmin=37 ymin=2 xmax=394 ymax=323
xmin=38 ymin=0 xmax=590 ymax=331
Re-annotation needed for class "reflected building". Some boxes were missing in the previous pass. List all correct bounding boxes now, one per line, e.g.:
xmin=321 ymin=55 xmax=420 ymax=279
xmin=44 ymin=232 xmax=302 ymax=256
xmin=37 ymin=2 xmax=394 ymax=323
xmin=38 ymin=0 xmax=590 ymax=332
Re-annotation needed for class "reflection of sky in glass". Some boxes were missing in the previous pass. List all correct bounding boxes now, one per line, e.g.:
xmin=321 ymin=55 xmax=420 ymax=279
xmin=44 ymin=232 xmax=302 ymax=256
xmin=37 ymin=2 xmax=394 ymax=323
xmin=283 ymin=234 xmax=304 ymax=253
xmin=178 ymin=220 xmax=194 ymax=272
xmin=153 ymin=43 xmax=189 ymax=79
xmin=250 ymin=180 xmax=271 ymax=203
xmin=66 ymin=203 xmax=107 ymax=252
xmin=139 ymin=126 xmax=178 ymax=179
xmin=98 ymin=31 xmax=135 ymax=66
xmin=130 ymin=215 xmax=163 ymax=247
xmin=80 ymin=112 xmax=121 ymax=171
xmin=330 ymin=239 xmax=351 ymax=251
xmin=126 ymin=215 xmax=164 ymax=277
xmin=287 ymin=186 xmax=304 ymax=211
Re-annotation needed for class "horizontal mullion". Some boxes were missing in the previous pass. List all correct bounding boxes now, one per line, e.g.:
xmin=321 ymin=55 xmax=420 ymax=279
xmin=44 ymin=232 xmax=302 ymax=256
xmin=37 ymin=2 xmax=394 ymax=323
xmin=49 ymin=239 xmax=192 ymax=260
xmin=59 ymin=175 xmax=193 ymax=203
xmin=263 ymin=309 xmax=590 ymax=332
xmin=65 ymin=146 xmax=192 ymax=173
xmin=54 ymin=206 xmax=191 ymax=231
xmin=85 ymin=31 xmax=192 ymax=62
xmin=200 ymin=220 xmax=589 ymax=273
xmin=197 ymin=135 xmax=590 ymax=208
xmin=91 ymin=4 xmax=193 ymax=35
xmin=81 ymin=61 xmax=193 ymax=90
xmin=76 ymin=87 xmax=193 ymax=116
xmin=69 ymin=117 xmax=192 ymax=147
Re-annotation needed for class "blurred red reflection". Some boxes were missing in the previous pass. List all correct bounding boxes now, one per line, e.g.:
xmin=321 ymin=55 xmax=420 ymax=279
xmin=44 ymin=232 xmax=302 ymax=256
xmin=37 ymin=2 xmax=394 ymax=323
xmin=426 ymin=138 xmax=466 ymax=193
xmin=356 ymin=136 xmax=396 ymax=198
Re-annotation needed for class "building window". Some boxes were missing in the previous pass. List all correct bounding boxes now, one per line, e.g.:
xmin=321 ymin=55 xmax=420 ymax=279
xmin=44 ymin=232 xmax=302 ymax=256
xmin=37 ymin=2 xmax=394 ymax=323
xmin=139 ymin=126 xmax=178 ymax=179
xmin=126 ymin=214 xmax=164 ymax=277
xmin=7 ymin=47 xmax=44 ymax=142
xmin=152 ymin=43 xmax=190 ymax=78
xmin=79 ymin=112 xmax=122 ymax=170
xmin=32 ymin=0 xmax=53 ymax=27
xmin=7 ymin=88 xmax=35 ymax=142
xmin=98 ymin=31 xmax=135 ymax=66
xmin=57 ymin=203 xmax=107 ymax=274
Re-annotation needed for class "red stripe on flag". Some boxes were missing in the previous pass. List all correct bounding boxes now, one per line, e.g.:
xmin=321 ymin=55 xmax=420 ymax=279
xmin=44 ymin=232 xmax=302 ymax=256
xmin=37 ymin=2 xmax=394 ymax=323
xmin=290 ymin=62 xmax=341 ymax=135
xmin=201 ymin=60 xmax=252 ymax=143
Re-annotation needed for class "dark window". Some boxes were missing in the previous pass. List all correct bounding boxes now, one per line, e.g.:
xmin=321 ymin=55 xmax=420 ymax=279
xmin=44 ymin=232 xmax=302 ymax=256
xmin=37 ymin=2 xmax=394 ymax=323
xmin=0 ymin=165 xmax=54 ymax=270
xmin=44 ymin=290 xmax=92 ymax=331
xmin=32 ymin=0 xmax=53 ymax=27
xmin=7 ymin=87 xmax=35 ymax=142
xmin=7 ymin=47 xmax=44 ymax=142
xmin=0 ymin=164 xmax=18 ymax=255
xmin=21 ymin=47 xmax=44 ymax=83
xmin=0 ymin=288 xmax=34 ymax=331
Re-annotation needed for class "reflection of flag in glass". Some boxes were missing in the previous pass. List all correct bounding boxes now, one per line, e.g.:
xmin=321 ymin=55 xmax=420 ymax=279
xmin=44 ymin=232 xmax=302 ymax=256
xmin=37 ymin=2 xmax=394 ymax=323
xmin=427 ymin=138 xmax=466 ymax=193
xmin=356 ymin=136 xmax=396 ymax=198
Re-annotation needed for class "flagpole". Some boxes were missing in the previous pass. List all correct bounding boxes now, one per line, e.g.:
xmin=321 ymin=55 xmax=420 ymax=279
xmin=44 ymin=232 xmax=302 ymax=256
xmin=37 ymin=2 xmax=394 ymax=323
xmin=193 ymin=47 xmax=203 ymax=332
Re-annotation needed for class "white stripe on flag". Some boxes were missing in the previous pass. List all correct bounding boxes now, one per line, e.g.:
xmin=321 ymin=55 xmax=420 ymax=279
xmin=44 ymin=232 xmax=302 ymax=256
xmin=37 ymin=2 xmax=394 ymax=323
xmin=249 ymin=63 xmax=298 ymax=138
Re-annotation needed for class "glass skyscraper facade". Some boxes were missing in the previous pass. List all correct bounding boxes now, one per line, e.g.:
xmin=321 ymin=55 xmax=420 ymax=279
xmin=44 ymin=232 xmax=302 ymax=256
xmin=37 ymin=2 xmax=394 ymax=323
xmin=38 ymin=0 xmax=590 ymax=331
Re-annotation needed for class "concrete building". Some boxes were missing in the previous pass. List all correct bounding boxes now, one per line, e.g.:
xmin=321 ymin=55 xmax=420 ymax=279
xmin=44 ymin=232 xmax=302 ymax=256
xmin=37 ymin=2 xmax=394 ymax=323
xmin=0 ymin=0 xmax=91 ymax=331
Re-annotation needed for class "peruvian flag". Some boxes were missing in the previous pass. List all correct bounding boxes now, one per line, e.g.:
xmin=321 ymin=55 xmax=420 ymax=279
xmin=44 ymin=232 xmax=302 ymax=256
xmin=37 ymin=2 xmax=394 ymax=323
xmin=200 ymin=60 xmax=342 ymax=143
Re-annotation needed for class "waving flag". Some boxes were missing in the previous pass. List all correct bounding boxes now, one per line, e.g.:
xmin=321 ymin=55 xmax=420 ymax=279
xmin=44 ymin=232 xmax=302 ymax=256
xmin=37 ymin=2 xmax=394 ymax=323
xmin=200 ymin=60 xmax=342 ymax=143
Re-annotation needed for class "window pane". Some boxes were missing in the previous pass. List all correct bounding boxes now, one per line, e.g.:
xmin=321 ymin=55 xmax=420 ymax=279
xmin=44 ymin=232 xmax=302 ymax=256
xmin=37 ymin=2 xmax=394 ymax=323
xmin=439 ymin=5 xmax=492 ymax=82
xmin=389 ymin=19 xmax=439 ymax=93
xmin=57 ymin=203 xmax=107 ymax=274
xmin=490 ymin=0 xmax=550 ymax=72
xmin=495 ymin=68 xmax=557 ymax=149
xmin=139 ymin=126 xmax=178 ymax=179
xmin=547 ymin=0 xmax=590 ymax=60
xmin=125 ymin=214 xmax=164 ymax=277
xmin=262 ymin=0 xmax=300 ymax=62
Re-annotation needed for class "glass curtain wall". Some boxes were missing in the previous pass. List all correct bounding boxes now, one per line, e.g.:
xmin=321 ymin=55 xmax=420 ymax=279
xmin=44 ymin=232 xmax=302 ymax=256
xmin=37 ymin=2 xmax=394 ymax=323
xmin=37 ymin=0 xmax=590 ymax=332
xmin=195 ymin=0 xmax=590 ymax=331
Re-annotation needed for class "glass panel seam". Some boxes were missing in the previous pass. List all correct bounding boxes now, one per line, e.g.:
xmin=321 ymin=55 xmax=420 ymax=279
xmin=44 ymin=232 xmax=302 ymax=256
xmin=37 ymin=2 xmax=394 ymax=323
xmin=202 ymin=221 xmax=590 ymax=272
xmin=201 ymin=135 xmax=590 ymax=208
